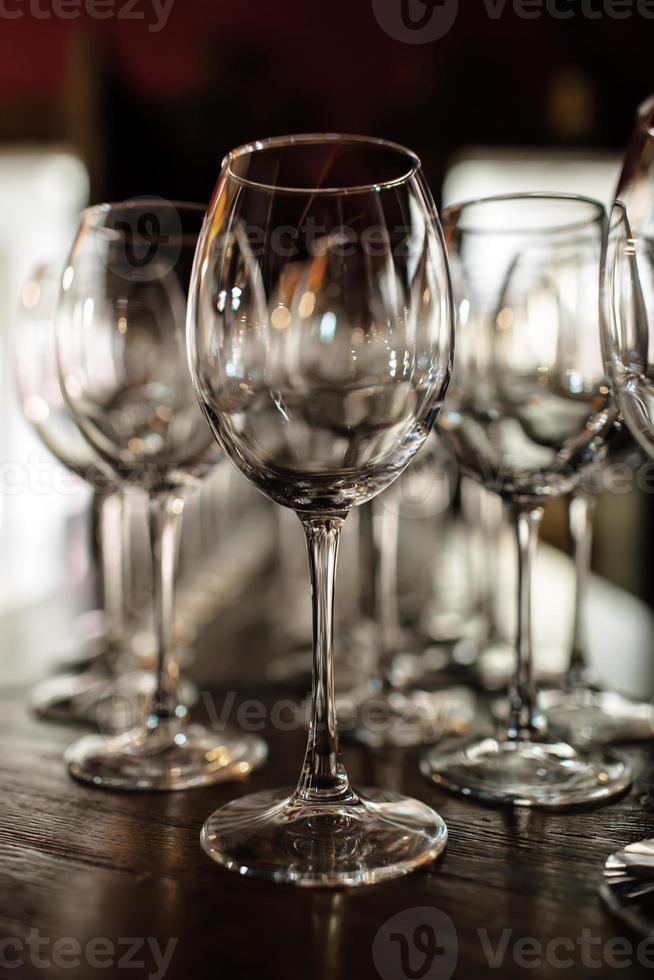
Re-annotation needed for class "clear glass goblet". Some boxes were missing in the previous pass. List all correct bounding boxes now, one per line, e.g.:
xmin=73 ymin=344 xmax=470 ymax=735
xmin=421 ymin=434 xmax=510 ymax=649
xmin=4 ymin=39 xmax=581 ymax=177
xmin=14 ymin=263 xmax=134 ymax=723
xmin=56 ymin=199 xmax=267 ymax=790
xmin=543 ymin=93 xmax=654 ymax=746
xmin=188 ymin=134 xmax=454 ymax=885
xmin=600 ymin=97 xmax=654 ymax=921
xmin=421 ymin=193 xmax=632 ymax=808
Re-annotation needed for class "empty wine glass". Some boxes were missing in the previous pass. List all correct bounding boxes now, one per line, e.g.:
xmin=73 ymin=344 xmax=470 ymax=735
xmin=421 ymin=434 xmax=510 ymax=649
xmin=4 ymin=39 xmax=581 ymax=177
xmin=600 ymin=100 xmax=654 ymax=924
xmin=14 ymin=263 xmax=132 ymax=723
xmin=421 ymin=193 xmax=631 ymax=808
xmin=188 ymin=134 xmax=454 ymax=885
xmin=541 ymin=96 xmax=654 ymax=746
xmin=56 ymin=199 xmax=267 ymax=790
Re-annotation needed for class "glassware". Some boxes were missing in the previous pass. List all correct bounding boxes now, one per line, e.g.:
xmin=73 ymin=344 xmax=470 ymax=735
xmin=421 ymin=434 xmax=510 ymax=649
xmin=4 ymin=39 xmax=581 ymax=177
xmin=56 ymin=199 xmax=267 ymax=790
xmin=421 ymin=471 xmax=492 ymax=660
xmin=337 ymin=477 xmax=476 ymax=749
xmin=421 ymin=193 xmax=631 ymax=808
xmin=459 ymin=479 xmax=521 ymax=690
xmin=538 ymin=484 xmax=653 ymax=744
xmin=14 ymin=263 xmax=132 ymax=723
xmin=537 ymin=96 xmax=654 ymax=747
xmin=265 ymin=502 xmax=371 ymax=693
xmin=600 ymin=96 xmax=654 ymax=922
xmin=188 ymin=134 xmax=453 ymax=885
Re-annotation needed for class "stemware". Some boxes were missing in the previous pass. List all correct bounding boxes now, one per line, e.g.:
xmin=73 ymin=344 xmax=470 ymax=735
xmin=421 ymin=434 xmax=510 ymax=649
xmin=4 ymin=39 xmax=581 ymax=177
xmin=538 ymin=97 xmax=654 ymax=746
xmin=14 ymin=263 xmax=131 ymax=723
xmin=337 ymin=472 xmax=476 ymax=749
xmin=56 ymin=199 xmax=267 ymax=790
xmin=188 ymin=133 xmax=454 ymax=885
xmin=538 ymin=482 xmax=653 ymax=744
xmin=600 ymin=96 xmax=654 ymax=927
xmin=421 ymin=193 xmax=631 ymax=808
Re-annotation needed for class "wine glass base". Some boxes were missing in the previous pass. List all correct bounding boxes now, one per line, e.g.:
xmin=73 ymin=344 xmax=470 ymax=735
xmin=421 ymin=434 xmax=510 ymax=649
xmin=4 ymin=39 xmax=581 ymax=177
xmin=338 ymin=686 xmax=476 ymax=748
xmin=31 ymin=672 xmax=110 ymax=725
xmin=601 ymin=839 xmax=654 ymax=937
xmin=200 ymin=787 xmax=447 ymax=887
xmin=65 ymin=724 xmax=267 ymax=791
xmin=421 ymin=736 xmax=631 ymax=808
xmin=31 ymin=669 xmax=199 ymax=730
xmin=539 ymin=688 xmax=654 ymax=745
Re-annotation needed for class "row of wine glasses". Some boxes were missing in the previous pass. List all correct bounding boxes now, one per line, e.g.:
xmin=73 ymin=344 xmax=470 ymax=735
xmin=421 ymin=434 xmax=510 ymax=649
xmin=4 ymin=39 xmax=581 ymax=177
xmin=16 ymin=120 xmax=654 ymax=891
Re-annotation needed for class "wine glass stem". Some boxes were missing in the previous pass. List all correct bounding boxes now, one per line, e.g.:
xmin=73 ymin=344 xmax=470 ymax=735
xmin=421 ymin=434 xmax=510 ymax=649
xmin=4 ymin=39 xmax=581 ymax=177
xmin=99 ymin=490 xmax=125 ymax=650
xmin=506 ymin=503 xmax=544 ymax=740
xmin=295 ymin=515 xmax=353 ymax=804
xmin=564 ymin=491 xmax=596 ymax=690
xmin=148 ymin=493 xmax=186 ymax=730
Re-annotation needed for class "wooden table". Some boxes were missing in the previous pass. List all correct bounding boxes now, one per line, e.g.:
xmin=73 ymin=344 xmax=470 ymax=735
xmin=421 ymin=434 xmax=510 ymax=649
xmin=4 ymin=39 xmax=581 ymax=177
xmin=2 ymin=587 xmax=654 ymax=980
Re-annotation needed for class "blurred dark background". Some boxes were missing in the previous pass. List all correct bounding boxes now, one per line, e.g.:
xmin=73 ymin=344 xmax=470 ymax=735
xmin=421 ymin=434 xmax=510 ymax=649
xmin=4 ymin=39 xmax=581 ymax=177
xmin=1 ymin=0 xmax=651 ymax=203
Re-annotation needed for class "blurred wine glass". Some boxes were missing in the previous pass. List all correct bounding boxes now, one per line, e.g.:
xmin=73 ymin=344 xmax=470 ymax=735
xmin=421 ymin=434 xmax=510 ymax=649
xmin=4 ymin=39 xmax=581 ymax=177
xmin=56 ymin=199 xmax=267 ymax=790
xmin=421 ymin=193 xmax=631 ymax=808
xmin=600 ymin=95 xmax=654 ymax=928
xmin=336 ymin=446 xmax=476 ymax=749
xmin=188 ymin=133 xmax=453 ymax=885
xmin=14 ymin=262 xmax=132 ymax=724
xmin=538 ymin=464 xmax=653 ymax=744
xmin=537 ymin=95 xmax=654 ymax=744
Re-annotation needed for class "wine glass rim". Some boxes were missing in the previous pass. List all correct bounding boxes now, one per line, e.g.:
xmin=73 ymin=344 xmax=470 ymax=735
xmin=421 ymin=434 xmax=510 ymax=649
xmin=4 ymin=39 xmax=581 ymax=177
xmin=611 ymin=199 xmax=628 ymax=220
xmin=222 ymin=133 xmax=422 ymax=195
xmin=79 ymin=199 xmax=206 ymax=243
xmin=441 ymin=192 xmax=606 ymax=236
xmin=609 ymin=199 xmax=643 ymax=245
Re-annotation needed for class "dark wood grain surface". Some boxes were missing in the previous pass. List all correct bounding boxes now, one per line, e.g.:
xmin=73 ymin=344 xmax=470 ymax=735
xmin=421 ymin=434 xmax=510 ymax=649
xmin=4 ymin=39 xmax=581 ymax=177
xmin=2 ymin=589 xmax=654 ymax=980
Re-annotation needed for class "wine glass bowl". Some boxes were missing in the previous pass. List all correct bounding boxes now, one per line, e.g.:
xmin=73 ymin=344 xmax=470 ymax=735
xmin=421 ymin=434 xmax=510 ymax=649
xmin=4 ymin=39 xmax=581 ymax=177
xmin=602 ymin=201 xmax=654 ymax=458
xmin=15 ymin=264 xmax=111 ymax=486
xmin=189 ymin=135 xmax=452 ymax=515
xmin=59 ymin=202 xmax=217 ymax=492
xmin=188 ymin=134 xmax=454 ymax=885
xmin=439 ymin=196 xmax=617 ymax=501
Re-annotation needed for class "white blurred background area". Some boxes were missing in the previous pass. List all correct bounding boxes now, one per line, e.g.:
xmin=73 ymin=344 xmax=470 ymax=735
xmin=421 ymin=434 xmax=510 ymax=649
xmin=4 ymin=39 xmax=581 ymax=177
xmin=0 ymin=149 xmax=88 ymax=613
